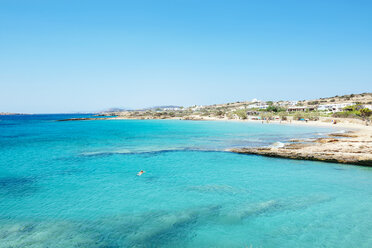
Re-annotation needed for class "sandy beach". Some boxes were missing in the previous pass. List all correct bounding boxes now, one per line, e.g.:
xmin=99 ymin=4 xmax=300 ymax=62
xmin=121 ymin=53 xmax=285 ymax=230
xmin=110 ymin=115 xmax=371 ymax=131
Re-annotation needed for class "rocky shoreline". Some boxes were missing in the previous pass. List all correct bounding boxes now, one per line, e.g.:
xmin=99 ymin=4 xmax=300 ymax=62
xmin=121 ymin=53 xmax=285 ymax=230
xmin=229 ymin=131 xmax=372 ymax=166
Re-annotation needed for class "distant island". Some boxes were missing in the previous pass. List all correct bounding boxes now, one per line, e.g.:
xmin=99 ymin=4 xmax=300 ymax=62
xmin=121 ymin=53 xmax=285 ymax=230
xmin=0 ymin=112 xmax=27 ymax=115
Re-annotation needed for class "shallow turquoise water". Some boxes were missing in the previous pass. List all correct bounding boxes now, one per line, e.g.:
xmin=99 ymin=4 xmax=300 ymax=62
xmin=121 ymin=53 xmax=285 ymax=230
xmin=0 ymin=115 xmax=371 ymax=247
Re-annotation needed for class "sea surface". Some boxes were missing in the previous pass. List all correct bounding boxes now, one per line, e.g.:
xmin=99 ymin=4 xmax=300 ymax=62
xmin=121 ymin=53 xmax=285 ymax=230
xmin=0 ymin=114 xmax=371 ymax=248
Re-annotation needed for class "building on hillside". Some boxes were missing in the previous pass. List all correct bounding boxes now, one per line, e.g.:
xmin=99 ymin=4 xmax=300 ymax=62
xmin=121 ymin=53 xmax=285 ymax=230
xmin=363 ymin=104 xmax=372 ymax=110
xmin=162 ymin=107 xmax=181 ymax=111
xmin=247 ymin=101 xmax=268 ymax=109
xmin=317 ymin=104 xmax=333 ymax=111
xmin=287 ymin=106 xmax=316 ymax=112
xmin=317 ymin=103 xmax=353 ymax=112
xmin=277 ymin=101 xmax=298 ymax=107
xmin=190 ymin=105 xmax=204 ymax=111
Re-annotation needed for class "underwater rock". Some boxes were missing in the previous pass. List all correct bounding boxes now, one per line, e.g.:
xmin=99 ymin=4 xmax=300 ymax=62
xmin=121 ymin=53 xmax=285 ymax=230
xmin=0 ymin=220 xmax=109 ymax=248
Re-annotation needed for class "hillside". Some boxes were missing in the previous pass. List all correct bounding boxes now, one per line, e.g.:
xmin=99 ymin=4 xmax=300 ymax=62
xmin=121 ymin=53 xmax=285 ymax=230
xmin=100 ymin=92 xmax=372 ymax=121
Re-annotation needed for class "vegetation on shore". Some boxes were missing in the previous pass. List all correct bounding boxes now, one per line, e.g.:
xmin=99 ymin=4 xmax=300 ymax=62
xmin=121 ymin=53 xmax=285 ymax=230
xmin=99 ymin=93 xmax=372 ymax=124
xmin=333 ymin=104 xmax=372 ymax=119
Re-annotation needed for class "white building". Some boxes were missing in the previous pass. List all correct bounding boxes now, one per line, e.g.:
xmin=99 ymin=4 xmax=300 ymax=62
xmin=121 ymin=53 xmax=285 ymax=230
xmin=163 ymin=107 xmax=181 ymax=111
xmin=247 ymin=103 xmax=268 ymax=109
xmin=287 ymin=106 xmax=316 ymax=112
xmin=190 ymin=105 xmax=204 ymax=111
xmin=317 ymin=103 xmax=353 ymax=112
xmin=247 ymin=100 xmax=269 ymax=109
xmin=363 ymin=104 xmax=372 ymax=110
xmin=278 ymin=101 xmax=298 ymax=107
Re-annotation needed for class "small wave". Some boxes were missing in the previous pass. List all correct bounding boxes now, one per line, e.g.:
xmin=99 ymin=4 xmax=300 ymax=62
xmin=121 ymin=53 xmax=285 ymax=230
xmin=317 ymin=130 xmax=346 ymax=136
xmin=270 ymin=142 xmax=286 ymax=148
xmin=334 ymin=129 xmax=346 ymax=134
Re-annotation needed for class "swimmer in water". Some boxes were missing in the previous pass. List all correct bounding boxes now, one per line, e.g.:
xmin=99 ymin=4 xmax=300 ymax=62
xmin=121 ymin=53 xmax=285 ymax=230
xmin=137 ymin=170 xmax=145 ymax=176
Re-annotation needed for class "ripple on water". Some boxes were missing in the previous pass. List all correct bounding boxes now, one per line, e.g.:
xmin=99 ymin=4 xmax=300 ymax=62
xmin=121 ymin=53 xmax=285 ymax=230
xmin=186 ymin=184 xmax=249 ymax=195
xmin=0 ymin=176 xmax=38 ymax=197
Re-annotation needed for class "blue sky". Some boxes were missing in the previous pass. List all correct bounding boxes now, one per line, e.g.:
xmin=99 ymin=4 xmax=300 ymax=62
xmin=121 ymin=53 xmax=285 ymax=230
xmin=0 ymin=0 xmax=371 ymax=113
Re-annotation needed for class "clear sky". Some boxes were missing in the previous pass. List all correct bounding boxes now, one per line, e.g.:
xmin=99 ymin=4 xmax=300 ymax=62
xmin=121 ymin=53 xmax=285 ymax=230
xmin=1 ymin=0 xmax=371 ymax=113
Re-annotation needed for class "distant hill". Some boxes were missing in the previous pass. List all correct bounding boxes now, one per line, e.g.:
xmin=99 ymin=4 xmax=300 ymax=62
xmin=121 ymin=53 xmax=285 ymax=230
xmin=200 ymin=92 xmax=372 ymax=109
xmin=103 ymin=108 xmax=128 ymax=112
xmin=0 ymin=112 xmax=27 ymax=115
xmin=99 ymin=92 xmax=372 ymax=120
xmin=299 ymin=92 xmax=372 ymax=106
xmin=144 ymin=105 xmax=183 ymax=110
xmin=103 ymin=92 xmax=372 ymax=115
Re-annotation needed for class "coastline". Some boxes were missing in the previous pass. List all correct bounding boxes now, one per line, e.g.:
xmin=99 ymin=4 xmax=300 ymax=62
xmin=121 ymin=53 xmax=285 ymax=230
xmin=204 ymin=118 xmax=372 ymax=166
xmin=229 ymin=128 xmax=372 ymax=166
xmin=57 ymin=116 xmax=372 ymax=166
xmin=59 ymin=115 xmax=370 ymax=131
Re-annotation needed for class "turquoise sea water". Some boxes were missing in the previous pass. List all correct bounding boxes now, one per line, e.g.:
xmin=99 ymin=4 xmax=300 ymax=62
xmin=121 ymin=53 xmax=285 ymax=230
xmin=0 ymin=115 xmax=371 ymax=248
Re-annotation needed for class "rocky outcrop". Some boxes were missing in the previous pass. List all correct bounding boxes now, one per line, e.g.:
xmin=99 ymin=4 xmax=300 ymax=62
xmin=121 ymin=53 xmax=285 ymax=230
xmin=229 ymin=131 xmax=372 ymax=166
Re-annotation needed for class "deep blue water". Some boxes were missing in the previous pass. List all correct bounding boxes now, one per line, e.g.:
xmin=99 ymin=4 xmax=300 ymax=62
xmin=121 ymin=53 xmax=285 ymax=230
xmin=0 ymin=115 xmax=371 ymax=247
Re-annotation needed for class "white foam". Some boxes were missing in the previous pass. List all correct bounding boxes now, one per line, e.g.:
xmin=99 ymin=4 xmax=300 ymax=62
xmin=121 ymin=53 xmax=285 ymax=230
xmin=270 ymin=142 xmax=285 ymax=148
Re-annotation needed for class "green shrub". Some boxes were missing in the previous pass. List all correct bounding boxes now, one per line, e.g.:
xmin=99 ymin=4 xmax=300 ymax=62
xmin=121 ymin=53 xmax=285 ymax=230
xmin=360 ymin=108 xmax=372 ymax=118
xmin=332 ymin=109 xmax=371 ymax=119
xmin=278 ymin=112 xmax=287 ymax=120
xmin=308 ymin=101 xmax=319 ymax=105
xmin=343 ymin=104 xmax=362 ymax=112
xmin=216 ymin=110 xmax=225 ymax=116
xmin=261 ymin=112 xmax=274 ymax=120
xmin=265 ymin=105 xmax=286 ymax=112
xmin=293 ymin=112 xmax=305 ymax=120
xmin=234 ymin=109 xmax=247 ymax=119
xmin=307 ymin=112 xmax=320 ymax=121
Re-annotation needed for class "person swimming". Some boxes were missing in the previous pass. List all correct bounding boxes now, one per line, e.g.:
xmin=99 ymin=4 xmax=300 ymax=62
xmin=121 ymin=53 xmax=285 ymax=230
xmin=137 ymin=170 xmax=145 ymax=176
